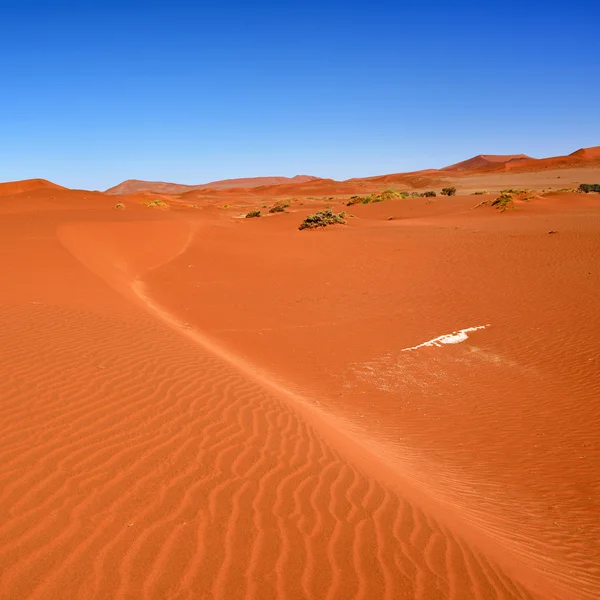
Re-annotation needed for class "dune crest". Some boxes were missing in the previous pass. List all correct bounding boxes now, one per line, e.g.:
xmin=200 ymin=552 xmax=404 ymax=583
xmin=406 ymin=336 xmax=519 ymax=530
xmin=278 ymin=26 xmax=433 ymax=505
xmin=0 ymin=178 xmax=64 ymax=196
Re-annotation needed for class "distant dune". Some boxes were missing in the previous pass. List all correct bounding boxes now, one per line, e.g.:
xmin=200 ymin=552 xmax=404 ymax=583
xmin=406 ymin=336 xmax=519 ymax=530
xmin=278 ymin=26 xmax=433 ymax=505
xmin=569 ymin=146 xmax=600 ymax=161
xmin=105 ymin=175 xmax=319 ymax=195
xmin=100 ymin=146 xmax=600 ymax=199
xmin=0 ymin=178 xmax=64 ymax=196
xmin=441 ymin=154 xmax=532 ymax=172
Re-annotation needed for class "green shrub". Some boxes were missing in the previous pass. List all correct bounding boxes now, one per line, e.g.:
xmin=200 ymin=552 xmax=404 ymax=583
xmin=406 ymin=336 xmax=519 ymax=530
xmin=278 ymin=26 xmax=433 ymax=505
xmin=501 ymin=188 xmax=529 ymax=195
xmin=441 ymin=187 xmax=456 ymax=196
xmin=347 ymin=190 xmax=406 ymax=206
xmin=579 ymin=183 xmax=600 ymax=193
xmin=422 ymin=191 xmax=436 ymax=198
xmin=347 ymin=194 xmax=371 ymax=205
xmin=245 ymin=209 xmax=261 ymax=218
xmin=143 ymin=199 xmax=168 ymax=208
xmin=491 ymin=193 xmax=515 ymax=212
xmin=269 ymin=201 xmax=290 ymax=213
xmin=299 ymin=208 xmax=346 ymax=230
xmin=380 ymin=189 xmax=401 ymax=201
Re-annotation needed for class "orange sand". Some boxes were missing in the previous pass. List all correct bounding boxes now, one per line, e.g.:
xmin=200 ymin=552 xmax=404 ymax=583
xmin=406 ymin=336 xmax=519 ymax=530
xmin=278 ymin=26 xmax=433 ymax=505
xmin=0 ymin=170 xmax=599 ymax=599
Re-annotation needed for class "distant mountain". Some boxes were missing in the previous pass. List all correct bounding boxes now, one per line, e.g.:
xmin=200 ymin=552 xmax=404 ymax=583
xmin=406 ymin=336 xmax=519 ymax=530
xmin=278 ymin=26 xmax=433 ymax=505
xmin=0 ymin=178 xmax=65 ymax=197
xmin=441 ymin=154 xmax=532 ymax=172
xmin=105 ymin=175 xmax=319 ymax=195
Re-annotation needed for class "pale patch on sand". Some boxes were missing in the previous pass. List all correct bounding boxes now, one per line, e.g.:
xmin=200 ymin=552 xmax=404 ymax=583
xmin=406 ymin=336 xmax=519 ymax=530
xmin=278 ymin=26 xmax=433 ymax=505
xmin=401 ymin=325 xmax=490 ymax=352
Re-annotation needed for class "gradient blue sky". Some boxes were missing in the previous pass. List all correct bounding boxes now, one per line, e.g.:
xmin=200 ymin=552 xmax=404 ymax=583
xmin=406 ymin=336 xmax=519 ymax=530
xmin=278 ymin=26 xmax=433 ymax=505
xmin=1 ymin=1 xmax=598 ymax=190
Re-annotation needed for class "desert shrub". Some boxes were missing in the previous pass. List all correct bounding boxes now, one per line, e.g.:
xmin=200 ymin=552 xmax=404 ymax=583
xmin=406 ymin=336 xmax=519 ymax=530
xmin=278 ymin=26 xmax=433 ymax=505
xmin=501 ymin=188 xmax=529 ymax=195
xmin=441 ymin=186 xmax=457 ymax=196
xmin=245 ymin=209 xmax=261 ymax=218
xmin=269 ymin=201 xmax=290 ymax=213
xmin=299 ymin=208 xmax=346 ymax=230
xmin=472 ymin=191 xmax=487 ymax=195
xmin=348 ymin=190 xmax=406 ymax=206
xmin=422 ymin=191 xmax=437 ymax=198
xmin=491 ymin=193 xmax=515 ymax=212
xmin=579 ymin=183 xmax=600 ymax=193
xmin=114 ymin=202 xmax=125 ymax=210
xmin=410 ymin=192 xmax=421 ymax=198
xmin=143 ymin=199 xmax=168 ymax=208
xmin=380 ymin=189 xmax=401 ymax=201
xmin=347 ymin=195 xmax=371 ymax=206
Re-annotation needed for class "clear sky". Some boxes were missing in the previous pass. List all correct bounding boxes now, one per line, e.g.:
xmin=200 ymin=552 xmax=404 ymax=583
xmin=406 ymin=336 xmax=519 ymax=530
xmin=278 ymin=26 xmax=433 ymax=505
xmin=1 ymin=0 xmax=598 ymax=190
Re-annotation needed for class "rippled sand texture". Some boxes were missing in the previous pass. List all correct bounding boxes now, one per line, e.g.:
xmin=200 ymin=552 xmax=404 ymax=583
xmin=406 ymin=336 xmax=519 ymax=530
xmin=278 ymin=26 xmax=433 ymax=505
xmin=0 ymin=187 xmax=598 ymax=599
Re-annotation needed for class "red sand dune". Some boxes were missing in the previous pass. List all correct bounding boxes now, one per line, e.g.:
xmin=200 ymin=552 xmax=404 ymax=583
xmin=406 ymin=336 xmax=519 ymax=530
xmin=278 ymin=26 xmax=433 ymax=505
xmin=442 ymin=154 xmax=532 ymax=171
xmin=0 ymin=167 xmax=599 ymax=599
xmin=106 ymin=146 xmax=600 ymax=201
xmin=570 ymin=146 xmax=600 ymax=161
xmin=106 ymin=175 xmax=319 ymax=195
xmin=0 ymin=178 xmax=64 ymax=196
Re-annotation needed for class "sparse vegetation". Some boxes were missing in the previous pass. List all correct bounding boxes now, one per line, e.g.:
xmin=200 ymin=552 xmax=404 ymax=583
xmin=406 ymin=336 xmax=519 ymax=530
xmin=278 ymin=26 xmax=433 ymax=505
xmin=347 ymin=195 xmax=364 ymax=205
xmin=473 ymin=193 xmax=515 ymax=212
xmin=441 ymin=186 xmax=457 ymax=196
xmin=143 ymin=199 xmax=168 ymax=208
xmin=299 ymin=208 xmax=346 ymax=230
xmin=268 ymin=201 xmax=291 ymax=213
xmin=114 ymin=202 xmax=125 ymax=210
xmin=491 ymin=193 xmax=515 ymax=212
xmin=422 ymin=191 xmax=436 ymax=198
xmin=245 ymin=209 xmax=261 ymax=218
xmin=346 ymin=189 xmax=404 ymax=206
xmin=579 ymin=183 xmax=600 ymax=193
xmin=380 ymin=189 xmax=402 ymax=200
xmin=472 ymin=191 xmax=488 ymax=195
xmin=501 ymin=188 xmax=530 ymax=195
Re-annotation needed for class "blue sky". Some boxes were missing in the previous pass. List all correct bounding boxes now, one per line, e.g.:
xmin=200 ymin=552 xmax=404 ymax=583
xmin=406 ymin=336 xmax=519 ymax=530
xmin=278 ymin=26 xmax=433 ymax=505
xmin=1 ymin=1 xmax=598 ymax=190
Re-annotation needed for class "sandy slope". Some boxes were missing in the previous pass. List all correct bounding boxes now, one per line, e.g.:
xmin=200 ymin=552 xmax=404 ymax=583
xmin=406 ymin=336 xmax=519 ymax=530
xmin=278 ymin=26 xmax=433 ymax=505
xmin=0 ymin=184 xmax=598 ymax=599
xmin=144 ymin=194 xmax=600 ymax=598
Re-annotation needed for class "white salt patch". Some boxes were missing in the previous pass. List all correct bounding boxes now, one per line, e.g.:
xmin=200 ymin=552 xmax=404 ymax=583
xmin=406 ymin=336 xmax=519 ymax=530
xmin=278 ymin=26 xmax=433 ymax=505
xmin=401 ymin=325 xmax=489 ymax=352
